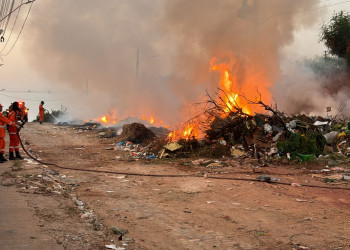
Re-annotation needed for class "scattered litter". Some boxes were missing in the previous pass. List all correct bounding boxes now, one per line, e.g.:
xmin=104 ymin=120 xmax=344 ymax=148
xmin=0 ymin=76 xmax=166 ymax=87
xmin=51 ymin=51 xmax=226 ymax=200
xmin=105 ymin=244 xmax=125 ymax=250
xmin=206 ymin=201 xmax=215 ymax=204
xmin=232 ymin=202 xmax=242 ymax=206
xmin=111 ymin=226 xmax=128 ymax=235
xmin=295 ymin=199 xmax=313 ymax=203
xmin=343 ymin=176 xmax=350 ymax=181
xmin=164 ymin=142 xmax=183 ymax=152
xmin=146 ymin=154 xmax=156 ymax=160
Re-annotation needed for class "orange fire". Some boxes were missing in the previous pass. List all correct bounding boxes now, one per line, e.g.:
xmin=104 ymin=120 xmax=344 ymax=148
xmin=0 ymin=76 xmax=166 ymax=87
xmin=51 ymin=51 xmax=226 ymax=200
xmin=93 ymin=113 xmax=118 ymax=124
xmin=167 ymin=123 xmax=199 ymax=142
xmin=100 ymin=115 xmax=110 ymax=123
xmin=210 ymin=58 xmax=251 ymax=115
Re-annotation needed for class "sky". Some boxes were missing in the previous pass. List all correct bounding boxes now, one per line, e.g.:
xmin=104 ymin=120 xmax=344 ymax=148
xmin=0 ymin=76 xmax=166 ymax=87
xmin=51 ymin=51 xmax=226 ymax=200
xmin=1 ymin=0 xmax=350 ymax=123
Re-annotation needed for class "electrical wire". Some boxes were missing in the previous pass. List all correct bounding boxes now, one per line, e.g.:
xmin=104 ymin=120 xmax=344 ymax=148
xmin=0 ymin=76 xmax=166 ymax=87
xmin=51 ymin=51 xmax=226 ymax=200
xmin=261 ymin=1 xmax=350 ymax=24
xmin=0 ymin=0 xmax=10 ymax=31
xmin=0 ymin=88 xmax=82 ymax=94
xmin=0 ymin=0 xmax=15 ymax=37
xmin=1 ymin=0 xmax=33 ymax=56
xmin=0 ymin=92 xmax=77 ymax=102
xmin=16 ymin=129 xmax=350 ymax=191
xmin=0 ymin=0 xmax=23 ymax=53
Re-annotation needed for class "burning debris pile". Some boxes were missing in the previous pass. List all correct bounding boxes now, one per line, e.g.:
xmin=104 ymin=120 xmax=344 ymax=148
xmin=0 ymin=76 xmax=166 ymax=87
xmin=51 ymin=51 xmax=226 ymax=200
xmin=110 ymin=87 xmax=350 ymax=171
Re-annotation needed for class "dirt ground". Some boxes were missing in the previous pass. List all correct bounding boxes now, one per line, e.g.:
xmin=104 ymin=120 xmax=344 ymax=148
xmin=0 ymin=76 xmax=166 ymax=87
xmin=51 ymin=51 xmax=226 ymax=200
xmin=1 ymin=122 xmax=350 ymax=250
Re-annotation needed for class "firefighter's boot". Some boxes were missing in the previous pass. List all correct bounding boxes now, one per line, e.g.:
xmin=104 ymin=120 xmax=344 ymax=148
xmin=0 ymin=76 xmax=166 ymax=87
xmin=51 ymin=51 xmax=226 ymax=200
xmin=9 ymin=152 xmax=15 ymax=160
xmin=15 ymin=151 xmax=24 ymax=160
xmin=0 ymin=153 xmax=8 ymax=162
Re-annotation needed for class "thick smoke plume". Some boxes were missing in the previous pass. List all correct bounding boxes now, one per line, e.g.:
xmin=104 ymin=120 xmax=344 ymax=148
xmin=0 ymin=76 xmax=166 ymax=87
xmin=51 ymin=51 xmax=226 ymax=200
xmin=274 ymin=57 xmax=350 ymax=117
xmin=23 ymin=0 xmax=324 ymax=124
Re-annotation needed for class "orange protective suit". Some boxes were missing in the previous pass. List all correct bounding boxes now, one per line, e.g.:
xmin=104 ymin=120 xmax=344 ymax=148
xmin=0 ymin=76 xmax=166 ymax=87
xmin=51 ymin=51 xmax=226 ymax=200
xmin=8 ymin=110 xmax=20 ymax=153
xmin=20 ymin=105 xmax=28 ymax=122
xmin=0 ymin=113 xmax=13 ymax=154
xmin=39 ymin=104 xmax=44 ymax=122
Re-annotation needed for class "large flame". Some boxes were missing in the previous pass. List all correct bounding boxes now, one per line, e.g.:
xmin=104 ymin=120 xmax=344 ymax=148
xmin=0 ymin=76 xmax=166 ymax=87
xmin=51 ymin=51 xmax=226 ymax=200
xmin=210 ymin=58 xmax=251 ymax=115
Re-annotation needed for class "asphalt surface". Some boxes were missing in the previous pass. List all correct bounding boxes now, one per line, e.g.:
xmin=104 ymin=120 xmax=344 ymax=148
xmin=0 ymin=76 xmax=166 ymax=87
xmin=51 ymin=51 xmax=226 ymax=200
xmin=0 ymin=159 xmax=63 ymax=250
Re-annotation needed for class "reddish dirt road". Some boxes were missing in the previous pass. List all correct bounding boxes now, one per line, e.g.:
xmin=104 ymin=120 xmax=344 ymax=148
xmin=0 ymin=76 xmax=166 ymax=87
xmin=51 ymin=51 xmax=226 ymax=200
xmin=1 ymin=123 xmax=350 ymax=249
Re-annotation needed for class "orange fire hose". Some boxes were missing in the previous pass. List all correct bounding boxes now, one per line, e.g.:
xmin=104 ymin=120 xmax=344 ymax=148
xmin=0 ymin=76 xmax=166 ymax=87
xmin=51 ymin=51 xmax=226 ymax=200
xmin=17 ymin=129 xmax=350 ymax=191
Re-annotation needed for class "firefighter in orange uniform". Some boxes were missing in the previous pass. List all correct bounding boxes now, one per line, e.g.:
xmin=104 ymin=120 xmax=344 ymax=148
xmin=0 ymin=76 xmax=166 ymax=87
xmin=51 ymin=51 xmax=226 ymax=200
xmin=20 ymin=101 xmax=28 ymax=122
xmin=0 ymin=103 xmax=17 ymax=162
xmin=8 ymin=102 xmax=24 ymax=160
xmin=39 ymin=101 xmax=45 ymax=124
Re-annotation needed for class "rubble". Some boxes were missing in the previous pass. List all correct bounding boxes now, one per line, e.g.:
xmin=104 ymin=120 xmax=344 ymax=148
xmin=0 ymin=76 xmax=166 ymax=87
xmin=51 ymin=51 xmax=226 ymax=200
xmin=116 ymin=123 xmax=155 ymax=144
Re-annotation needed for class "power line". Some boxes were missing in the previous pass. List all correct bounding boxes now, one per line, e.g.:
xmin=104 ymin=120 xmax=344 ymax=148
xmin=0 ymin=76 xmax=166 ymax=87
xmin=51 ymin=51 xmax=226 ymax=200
xmin=0 ymin=88 xmax=82 ymax=94
xmin=1 ymin=0 xmax=15 ymax=37
xmin=261 ymin=1 xmax=350 ymax=24
xmin=0 ymin=92 xmax=77 ymax=102
xmin=0 ymin=0 xmax=23 ymax=53
xmin=1 ymin=0 xmax=34 ymax=56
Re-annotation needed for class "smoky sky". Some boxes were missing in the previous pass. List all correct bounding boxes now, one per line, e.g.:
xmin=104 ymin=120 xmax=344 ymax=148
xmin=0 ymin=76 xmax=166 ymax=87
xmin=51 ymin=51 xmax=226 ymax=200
xmin=23 ymin=0 xmax=325 ymax=123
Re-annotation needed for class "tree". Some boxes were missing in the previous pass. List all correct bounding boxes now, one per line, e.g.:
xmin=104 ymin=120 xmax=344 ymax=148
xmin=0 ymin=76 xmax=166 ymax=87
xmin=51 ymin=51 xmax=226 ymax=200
xmin=321 ymin=11 xmax=350 ymax=67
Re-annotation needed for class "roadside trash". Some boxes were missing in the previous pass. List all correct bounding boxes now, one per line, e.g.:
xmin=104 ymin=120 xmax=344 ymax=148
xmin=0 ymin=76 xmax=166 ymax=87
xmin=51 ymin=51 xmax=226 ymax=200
xmin=164 ymin=142 xmax=182 ymax=152
xmin=286 ymin=153 xmax=291 ymax=159
xmin=49 ymin=170 xmax=57 ymax=175
xmin=206 ymin=162 xmax=222 ymax=168
xmin=257 ymin=175 xmax=271 ymax=182
xmin=331 ymin=167 xmax=344 ymax=172
xmin=291 ymin=183 xmax=302 ymax=187
xmin=206 ymin=201 xmax=215 ymax=204
xmin=296 ymin=199 xmax=309 ymax=202
xmin=76 ymin=200 xmax=84 ymax=206
xmin=219 ymin=139 xmax=227 ymax=145
xmin=231 ymin=148 xmax=245 ymax=157
xmin=325 ymin=174 xmax=343 ymax=182
xmin=111 ymin=226 xmax=128 ymax=235
xmin=105 ymin=245 xmax=125 ymax=250
xmin=146 ymin=154 xmax=156 ymax=160
xmin=297 ymin=154 xmax=316 ymax=162
xmin=343 ymin=176 xmax=350 ymax=181
xmin=105 ymin=147 xmax=114 ymax=150
xmin=264 ymin=123 xmax=272 ymax=133
xmin=272 ymin=132 xmax=283 ymax=142
xmin=324 ymin=131 xmax=339 ymax=144
xmin=115 ymin=141 xmax=127 ymax=146
xmin=81 ymin=212 xmax=94 ymax=219
xmin=268 ymin=147 xmax=278 ymax=156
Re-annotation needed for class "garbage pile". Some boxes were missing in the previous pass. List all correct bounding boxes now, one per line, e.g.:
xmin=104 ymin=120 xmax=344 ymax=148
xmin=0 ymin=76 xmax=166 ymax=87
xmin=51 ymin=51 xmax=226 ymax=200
xmin=202 ymin=111 xmax=350 ymax=163
xmin=149 ymin=110 xmax=350 ymax=167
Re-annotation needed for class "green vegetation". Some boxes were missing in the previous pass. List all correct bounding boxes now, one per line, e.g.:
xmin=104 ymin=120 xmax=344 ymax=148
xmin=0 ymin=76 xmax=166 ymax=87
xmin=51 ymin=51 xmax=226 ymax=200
xmin=277 ymin=132 xmax=326 ymax=157
xmin=321 ymin=11 xmax=350 ymax=67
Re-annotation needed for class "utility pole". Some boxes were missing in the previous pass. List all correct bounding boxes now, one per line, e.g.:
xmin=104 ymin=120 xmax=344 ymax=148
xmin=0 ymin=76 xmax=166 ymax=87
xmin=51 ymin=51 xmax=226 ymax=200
xmin=136 ymin=48 xmax=139 ymax=77
xmin=86 ymin=81 xmax=89 ymax=94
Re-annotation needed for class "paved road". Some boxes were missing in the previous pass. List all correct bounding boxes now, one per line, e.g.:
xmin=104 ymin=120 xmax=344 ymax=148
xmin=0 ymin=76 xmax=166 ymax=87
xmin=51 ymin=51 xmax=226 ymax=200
xmin=0 ymin=160 xmax=63 ymax=250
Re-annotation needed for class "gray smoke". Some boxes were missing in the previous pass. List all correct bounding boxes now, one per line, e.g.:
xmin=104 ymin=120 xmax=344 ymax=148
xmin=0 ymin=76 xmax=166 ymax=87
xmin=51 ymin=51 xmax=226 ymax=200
xmin=23 ymin=0 xmax=325 ymax=124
